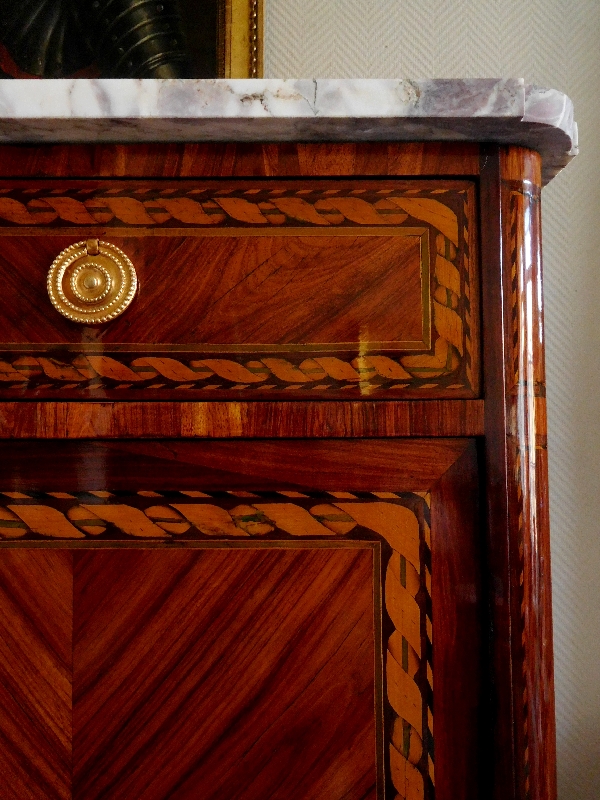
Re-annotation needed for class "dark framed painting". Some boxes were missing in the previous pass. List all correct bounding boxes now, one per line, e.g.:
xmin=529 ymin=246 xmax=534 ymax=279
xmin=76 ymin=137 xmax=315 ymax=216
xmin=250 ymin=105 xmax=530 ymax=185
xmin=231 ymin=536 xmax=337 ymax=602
xmin=0 ymin=0 xmax=263 ymax=79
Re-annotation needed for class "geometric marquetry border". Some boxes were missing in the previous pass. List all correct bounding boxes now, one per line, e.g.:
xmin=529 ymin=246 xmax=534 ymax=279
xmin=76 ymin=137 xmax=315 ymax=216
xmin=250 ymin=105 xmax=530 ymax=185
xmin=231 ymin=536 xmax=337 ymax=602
xmin=0 ymin=489 xmax=434 ymax=799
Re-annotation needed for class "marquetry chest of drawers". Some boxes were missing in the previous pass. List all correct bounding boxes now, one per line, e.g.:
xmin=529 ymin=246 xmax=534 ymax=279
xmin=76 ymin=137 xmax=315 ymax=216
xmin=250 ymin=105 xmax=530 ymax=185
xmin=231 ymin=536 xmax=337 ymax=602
xmin=0 ymin=141 xmax=554 ymax=800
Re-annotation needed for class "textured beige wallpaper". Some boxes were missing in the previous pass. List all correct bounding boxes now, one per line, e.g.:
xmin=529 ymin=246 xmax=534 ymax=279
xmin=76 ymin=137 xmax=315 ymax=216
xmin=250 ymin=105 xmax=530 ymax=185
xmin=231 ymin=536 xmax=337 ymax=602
xmin=264 ymin=2 xmax=600 ymax=798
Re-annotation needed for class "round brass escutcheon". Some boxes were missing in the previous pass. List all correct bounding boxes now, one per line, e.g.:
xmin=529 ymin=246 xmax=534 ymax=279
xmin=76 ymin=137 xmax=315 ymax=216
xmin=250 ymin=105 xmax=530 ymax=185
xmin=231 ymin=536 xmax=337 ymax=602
xmin=47 ymin=239 xmax=137 ymax=324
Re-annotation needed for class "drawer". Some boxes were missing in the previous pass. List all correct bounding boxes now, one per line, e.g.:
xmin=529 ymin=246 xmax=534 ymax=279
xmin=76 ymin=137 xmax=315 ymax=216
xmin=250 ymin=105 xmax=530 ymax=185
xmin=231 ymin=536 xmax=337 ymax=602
xmin=0 ymin=437 xmax=482 ymax=799
xmin=0 ymin=179 xmax=479 ymax=399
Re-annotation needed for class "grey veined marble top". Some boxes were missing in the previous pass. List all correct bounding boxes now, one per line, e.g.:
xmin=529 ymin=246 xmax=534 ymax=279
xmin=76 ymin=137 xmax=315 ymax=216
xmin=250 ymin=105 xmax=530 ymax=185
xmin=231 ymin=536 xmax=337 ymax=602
xmin=0 ymin=78 xmax=576 ymax=184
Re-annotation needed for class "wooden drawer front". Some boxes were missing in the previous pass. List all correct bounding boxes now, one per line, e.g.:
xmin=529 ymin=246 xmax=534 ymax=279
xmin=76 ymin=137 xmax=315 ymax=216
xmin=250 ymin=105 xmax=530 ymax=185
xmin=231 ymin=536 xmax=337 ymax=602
xmin=0 ymin=180 xmax=478 ymax=399
xmin=0 ymin=439 xmax=481 ymax=800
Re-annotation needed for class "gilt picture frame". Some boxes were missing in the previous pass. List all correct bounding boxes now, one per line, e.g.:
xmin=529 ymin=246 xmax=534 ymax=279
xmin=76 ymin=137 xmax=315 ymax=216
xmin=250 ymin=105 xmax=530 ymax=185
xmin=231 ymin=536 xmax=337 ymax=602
xmin=0 ymin=0 xmax=264 ymax=80
xmin=221 ymin=0 xmax=264 ymax=78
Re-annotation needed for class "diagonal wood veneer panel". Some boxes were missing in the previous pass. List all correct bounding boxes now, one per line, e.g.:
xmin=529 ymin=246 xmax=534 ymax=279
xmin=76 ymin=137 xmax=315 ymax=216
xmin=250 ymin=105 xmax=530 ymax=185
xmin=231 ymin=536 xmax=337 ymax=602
xmin=0 ymin=551 xmax=72 ymax=800
xmin=71 ymin=548 xmax=376 ymax=799
xmin=0 ymin=547 xmax=378 ymax=799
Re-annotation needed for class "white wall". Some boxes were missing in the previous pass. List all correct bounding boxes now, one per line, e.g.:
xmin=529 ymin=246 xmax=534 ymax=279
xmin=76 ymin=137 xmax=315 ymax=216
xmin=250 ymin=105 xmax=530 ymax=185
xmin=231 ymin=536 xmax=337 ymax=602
xmin=264 ymin=3 xmax=600 ymax=797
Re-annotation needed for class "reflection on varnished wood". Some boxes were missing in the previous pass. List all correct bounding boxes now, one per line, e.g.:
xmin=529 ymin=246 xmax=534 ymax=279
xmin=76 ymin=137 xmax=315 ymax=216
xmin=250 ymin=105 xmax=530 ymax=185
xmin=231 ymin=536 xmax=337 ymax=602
xmin=0 ymin=439 xmax=474 ymax=491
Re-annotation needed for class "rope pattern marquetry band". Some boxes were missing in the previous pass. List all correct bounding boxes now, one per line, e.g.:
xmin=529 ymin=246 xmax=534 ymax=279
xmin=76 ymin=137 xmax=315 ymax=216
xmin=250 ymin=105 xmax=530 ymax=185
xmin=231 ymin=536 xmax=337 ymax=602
xmin=0 ymin=349 xmax=468 ymax=394
xmin=0 ymin=489 xmax=434 ymax=798
xmin=0 ymin=186 xmax=459 ymax=229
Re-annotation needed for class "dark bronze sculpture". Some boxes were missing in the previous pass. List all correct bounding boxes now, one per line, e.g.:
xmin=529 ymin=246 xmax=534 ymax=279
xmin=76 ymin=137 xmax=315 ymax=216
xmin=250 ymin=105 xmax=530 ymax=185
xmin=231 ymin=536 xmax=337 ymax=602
xmin=0 ymin=0 xmax=193 ymax=78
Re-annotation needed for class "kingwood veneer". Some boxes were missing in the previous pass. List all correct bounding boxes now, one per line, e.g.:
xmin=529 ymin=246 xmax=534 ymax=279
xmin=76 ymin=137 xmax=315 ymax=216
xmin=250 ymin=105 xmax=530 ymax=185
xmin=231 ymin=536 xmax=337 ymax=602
xmin=0 ymin=141 xmax=553 ymax=800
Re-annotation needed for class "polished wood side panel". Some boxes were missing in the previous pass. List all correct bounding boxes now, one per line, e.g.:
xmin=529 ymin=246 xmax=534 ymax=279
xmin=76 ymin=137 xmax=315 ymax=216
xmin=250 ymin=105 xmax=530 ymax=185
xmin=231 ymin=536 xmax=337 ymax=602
xmin=0 ymin=439 xmax=472 ymax=493
xmin=480 ymin=145 xmax=556 ymax=800
xmin=0 ymin=550 xmax=72 ymax=800
xmin=0 ymin=400 xmax=485 ymax=439
xmin=502 ymin=147 xmax=555 ymax=800
xmin=0 ymin=142 xmax=481 ymax=179
xmin=479 ymin=144 xmax=516 ymax=800
xmin=72 ymin=548 xmax=377 ymax=799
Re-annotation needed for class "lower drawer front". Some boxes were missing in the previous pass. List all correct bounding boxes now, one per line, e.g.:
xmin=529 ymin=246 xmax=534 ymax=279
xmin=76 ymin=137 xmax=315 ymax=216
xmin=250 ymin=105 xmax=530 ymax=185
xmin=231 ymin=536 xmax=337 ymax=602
xmin=0 ymin=178 xmax=478 ymax=399
xmin=0 ymin=438 xmax=482 ymax=800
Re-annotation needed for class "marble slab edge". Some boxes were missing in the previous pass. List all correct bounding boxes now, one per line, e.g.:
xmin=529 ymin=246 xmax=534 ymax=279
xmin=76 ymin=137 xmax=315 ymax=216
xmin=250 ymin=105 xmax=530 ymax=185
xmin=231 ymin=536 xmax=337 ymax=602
xmin=0 ymin=78 xmax=577 ymax=185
